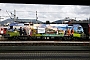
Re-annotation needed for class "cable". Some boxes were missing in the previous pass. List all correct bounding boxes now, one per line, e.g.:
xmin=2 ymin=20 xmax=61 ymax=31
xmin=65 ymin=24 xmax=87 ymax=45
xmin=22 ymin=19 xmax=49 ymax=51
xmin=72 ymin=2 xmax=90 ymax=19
xmin=6 ymin=10 xmax=12 ymax=19
xmin=7 ymin=11 xmax=90 ymax=13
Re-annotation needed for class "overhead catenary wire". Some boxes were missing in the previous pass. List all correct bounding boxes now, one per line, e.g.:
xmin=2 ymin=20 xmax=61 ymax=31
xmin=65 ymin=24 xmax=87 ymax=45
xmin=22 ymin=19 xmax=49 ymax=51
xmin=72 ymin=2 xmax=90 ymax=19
xmin=0 ymin=10 xmax=90 ymax=21
xmin=6 ymin=10 xmax=12 ymax=19
xmin=7 ymin=10 xmax=90 ymax=13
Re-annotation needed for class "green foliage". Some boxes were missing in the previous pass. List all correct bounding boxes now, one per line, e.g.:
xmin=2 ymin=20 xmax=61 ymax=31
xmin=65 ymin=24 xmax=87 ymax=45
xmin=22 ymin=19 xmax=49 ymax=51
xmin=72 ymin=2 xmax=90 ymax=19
xmin=35 ymin=34 xmax=42 ymax=36
xmin=73 ymin=33 xmax=81 ymax=37
xmin=6 ymin=31 xmax=20 ymax=37
xmin=46 ymin=21 xmax=50 ymax=24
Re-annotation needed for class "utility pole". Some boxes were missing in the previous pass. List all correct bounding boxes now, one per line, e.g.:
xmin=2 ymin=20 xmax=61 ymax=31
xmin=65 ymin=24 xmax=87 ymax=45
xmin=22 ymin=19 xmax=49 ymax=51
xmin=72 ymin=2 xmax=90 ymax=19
xmin=14 ymin=9 xmax=16 ymax=22
xmin=0 ymin=9 xmax=1 ymax=22
xmin=36 ymin=11 xmax=38 ymax=24
xmin=0 ymin=16 xmax=4 ymax=21
xmin=0 ymin=16 xmax=1 ymax=22
xmin=75 ymin=17 xmax=76 ymax=20
xmin=89 ymin=17 xmax=90 ymax=24
xmin=0 ymin=9 xmax=4 ymax=22
xmin=62 ymin=20 xmax=63 ymax=24
xmin=0 ymin=16 xmax=4 ymax=22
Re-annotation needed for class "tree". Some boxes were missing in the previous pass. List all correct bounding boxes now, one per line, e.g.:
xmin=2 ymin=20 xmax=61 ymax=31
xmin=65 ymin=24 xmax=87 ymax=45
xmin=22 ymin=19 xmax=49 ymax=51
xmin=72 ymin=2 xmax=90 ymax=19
xmin=51 ymin=22 xmax=55 ymax=24
xmin=46 ymin=21 xmax=50 ymax=24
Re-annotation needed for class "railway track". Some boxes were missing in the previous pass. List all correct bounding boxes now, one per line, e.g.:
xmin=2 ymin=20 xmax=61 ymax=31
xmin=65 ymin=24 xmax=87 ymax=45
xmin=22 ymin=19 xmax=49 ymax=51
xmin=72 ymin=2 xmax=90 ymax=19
xmin=0 ymin=50 xmax=90 ymax=60
xmin=0 ymin=41 xmax=90 ymax=46
xmin=0 ymin=41 xmax=90 ymax=43
xmin=0 ymin=41 xmax=89 ymax=59
xmin=1 ymin=36 xmax=90 ymax=41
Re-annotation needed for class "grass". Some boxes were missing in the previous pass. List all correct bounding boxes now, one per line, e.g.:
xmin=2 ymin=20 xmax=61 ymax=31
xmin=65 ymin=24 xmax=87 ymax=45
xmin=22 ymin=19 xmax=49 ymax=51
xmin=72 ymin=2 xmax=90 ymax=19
xmin=73 ymin=33 xmax=81 ymax=37
xmin=35 ymin=34 xmax=42 ymax=36
xmin=42 ymin=34 xmax=64 ymax=36
xmin=6 ymin=31 xmax=20 ymax=37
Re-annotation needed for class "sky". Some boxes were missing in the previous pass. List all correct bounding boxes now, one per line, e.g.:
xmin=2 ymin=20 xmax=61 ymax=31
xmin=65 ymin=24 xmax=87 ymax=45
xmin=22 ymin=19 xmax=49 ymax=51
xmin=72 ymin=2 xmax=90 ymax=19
xmin=0 ymin=3 xmax=90 ymax=22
